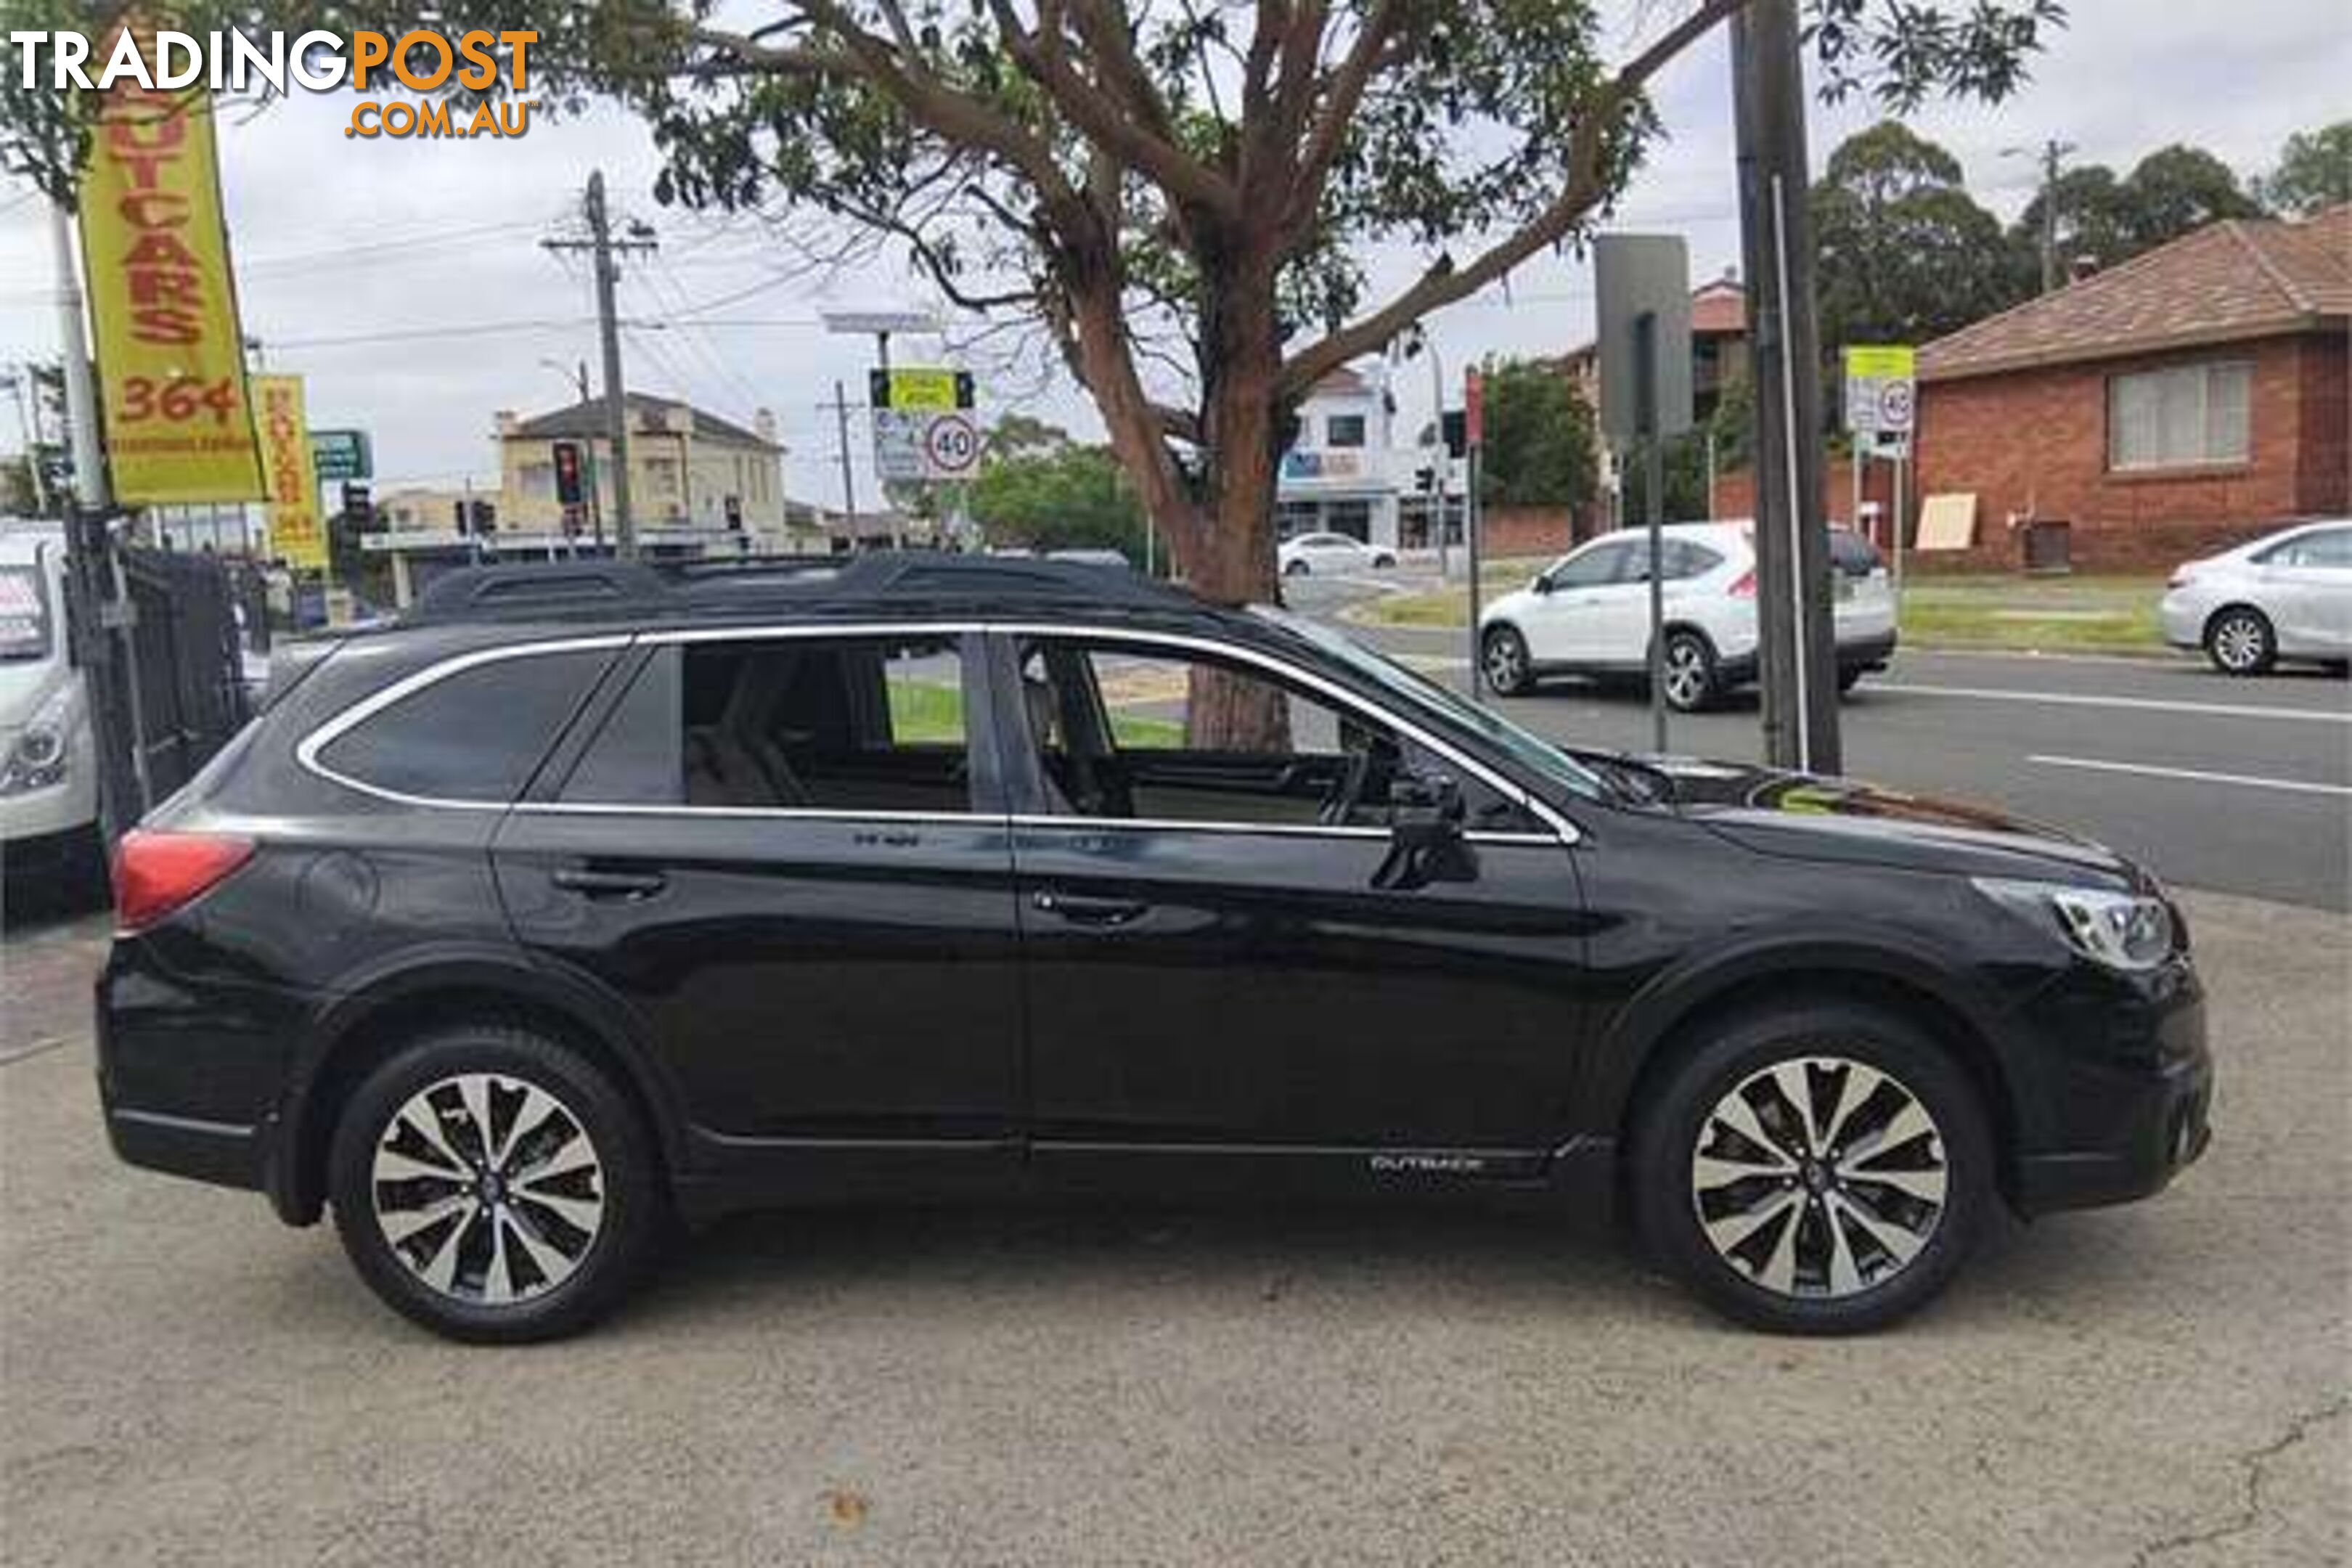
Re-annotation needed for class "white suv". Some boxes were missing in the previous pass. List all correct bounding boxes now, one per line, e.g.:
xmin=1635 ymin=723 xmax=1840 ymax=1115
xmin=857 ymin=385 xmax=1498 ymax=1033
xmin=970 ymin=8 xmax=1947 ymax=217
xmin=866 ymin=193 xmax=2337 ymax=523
xmin=1478 ymin=521 xmax=1898 ymax=710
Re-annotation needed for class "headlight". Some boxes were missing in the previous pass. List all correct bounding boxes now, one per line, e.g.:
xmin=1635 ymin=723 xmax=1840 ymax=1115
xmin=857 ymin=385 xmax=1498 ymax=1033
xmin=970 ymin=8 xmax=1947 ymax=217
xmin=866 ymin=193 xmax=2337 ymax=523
xmin=0 ymin=685 xmax=78 ymax=796
xmin=1973 ymin=877 xmax=2177 ymax=972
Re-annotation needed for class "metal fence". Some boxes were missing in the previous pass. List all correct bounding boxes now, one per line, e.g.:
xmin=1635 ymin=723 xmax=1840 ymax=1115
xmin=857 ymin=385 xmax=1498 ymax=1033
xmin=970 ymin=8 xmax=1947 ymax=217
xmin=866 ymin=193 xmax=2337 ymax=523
xmin=115 ymin=547 xmax=253 ymax=809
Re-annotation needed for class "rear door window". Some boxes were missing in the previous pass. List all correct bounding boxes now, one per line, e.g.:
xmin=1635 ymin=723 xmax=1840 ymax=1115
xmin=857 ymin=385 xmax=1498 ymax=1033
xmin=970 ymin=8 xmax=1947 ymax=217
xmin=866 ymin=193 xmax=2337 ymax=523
xmin=560 ymin=634 xmax=976 ymax=815
xmin=313 ymin=645 xmax=616 ymax=804
xmin=1829 ymin=531 xmax=1885 ymax=576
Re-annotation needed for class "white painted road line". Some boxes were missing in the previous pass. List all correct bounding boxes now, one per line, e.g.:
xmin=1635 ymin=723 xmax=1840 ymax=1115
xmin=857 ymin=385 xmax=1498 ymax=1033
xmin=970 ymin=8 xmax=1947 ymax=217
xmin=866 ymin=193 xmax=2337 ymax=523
xmin=2028 ymin=755 xmax=2352 ymax=798
xmin=1882 ymin=682 xmax=2351 ymax=726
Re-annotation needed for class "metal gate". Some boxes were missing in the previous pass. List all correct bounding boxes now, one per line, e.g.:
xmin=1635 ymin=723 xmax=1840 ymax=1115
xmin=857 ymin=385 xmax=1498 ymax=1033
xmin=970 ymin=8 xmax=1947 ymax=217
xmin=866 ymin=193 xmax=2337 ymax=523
xmin=115 ymin=547 xmax=252 ymax=807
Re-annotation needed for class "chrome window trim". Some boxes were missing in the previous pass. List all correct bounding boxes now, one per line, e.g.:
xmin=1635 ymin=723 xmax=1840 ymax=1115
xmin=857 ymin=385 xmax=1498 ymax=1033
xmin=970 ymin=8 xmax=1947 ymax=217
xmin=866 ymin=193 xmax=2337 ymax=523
xmin=295 ymin=618 xmax=1581 ymax=844
xmin=294 ymin=634 xmax=632 ymax=810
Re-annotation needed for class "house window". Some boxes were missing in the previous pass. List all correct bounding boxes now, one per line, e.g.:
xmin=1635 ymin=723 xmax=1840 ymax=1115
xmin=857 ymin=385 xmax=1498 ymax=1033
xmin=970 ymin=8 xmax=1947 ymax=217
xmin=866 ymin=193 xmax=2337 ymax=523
xmin=2107 ymin=361 xmax=2251 ymax=470
xmin=1326 ymin=413 xmax=1368 ymax=449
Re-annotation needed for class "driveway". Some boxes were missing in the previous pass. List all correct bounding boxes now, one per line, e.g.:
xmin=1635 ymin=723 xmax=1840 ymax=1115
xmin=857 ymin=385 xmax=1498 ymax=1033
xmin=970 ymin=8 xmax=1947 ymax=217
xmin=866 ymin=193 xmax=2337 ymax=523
xmin=1 ymin=891 xmax=2344 ymax=1565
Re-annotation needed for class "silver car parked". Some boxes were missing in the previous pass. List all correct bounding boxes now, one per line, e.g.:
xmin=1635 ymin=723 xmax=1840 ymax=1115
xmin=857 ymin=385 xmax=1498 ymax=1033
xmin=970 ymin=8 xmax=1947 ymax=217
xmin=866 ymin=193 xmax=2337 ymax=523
xmin=2160 ymin=519 xmax=2352 ymax=675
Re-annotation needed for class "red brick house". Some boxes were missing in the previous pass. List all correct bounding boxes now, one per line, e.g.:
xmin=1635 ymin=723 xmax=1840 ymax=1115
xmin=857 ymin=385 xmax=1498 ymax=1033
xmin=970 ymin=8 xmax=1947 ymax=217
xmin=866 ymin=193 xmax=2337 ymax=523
xmin=1916 ymin=205 xmax=2350 ymax=570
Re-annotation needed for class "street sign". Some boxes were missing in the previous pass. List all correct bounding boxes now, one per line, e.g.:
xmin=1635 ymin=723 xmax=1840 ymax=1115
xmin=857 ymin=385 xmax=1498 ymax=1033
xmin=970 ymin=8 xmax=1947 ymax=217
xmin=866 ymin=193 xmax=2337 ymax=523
xmin=870 ymin=367 xmax=981 ymax=481
xmin=1593 ymin=234 xmax=1694 ymax=444
xmin=1842 ymin=344 xmax=1916 ymax=438
xmin=1463 ymin=368 xmax=1485 ymax=449
xmin=309 ymin=428 xmax=372 ymax=483
xmin=923 ymin=412 xmax=982 ymax=479
xmin=869 ymin=367 xmax=974 ymax=413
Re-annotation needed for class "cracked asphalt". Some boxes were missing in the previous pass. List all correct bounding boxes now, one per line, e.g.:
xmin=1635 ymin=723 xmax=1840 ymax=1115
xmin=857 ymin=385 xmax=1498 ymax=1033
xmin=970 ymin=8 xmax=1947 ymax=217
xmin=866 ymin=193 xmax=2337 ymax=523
xmin=2 ymin=888 xmax=2345 ymax=1566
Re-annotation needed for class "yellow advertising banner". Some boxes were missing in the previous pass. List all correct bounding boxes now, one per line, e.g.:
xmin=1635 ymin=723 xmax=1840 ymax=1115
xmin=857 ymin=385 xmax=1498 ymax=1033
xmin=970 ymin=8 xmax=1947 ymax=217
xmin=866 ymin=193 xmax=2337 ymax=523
xmin=252 ymin=375 xmax=327 ymax=570
xmin=77 ymin=62 xmax=264 ymax=504
xmin=1843 ymin=345 xmax=1917 ymax=380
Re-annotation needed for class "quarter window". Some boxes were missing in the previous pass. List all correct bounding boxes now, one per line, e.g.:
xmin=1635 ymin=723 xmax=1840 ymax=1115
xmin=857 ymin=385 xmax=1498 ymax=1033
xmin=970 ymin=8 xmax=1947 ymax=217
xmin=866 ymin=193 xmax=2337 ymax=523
xmin=560 ymin=634 xmax=974 ymax=814
xmin=1326 ymin=413 xmax=1368 ymax=448
xmin=2258 ymin=527 xmax=2352 ymax=568
xmin=1016 ymin=639 xmax=1537 ymax=833
xmin=2108 ymin=361 xmax=2251 ymax=470
xmin=315 ymin=647 xmax=614 ymax=803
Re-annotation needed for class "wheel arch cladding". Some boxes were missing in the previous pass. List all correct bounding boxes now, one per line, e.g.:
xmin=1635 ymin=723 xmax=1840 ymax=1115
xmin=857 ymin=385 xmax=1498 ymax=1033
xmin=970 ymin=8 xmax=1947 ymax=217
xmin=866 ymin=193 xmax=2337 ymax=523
xmin=1608 ymin=965 xmax=2022 ymax=1218
xmin=279 ymin=970 xmax=677 ymax=1226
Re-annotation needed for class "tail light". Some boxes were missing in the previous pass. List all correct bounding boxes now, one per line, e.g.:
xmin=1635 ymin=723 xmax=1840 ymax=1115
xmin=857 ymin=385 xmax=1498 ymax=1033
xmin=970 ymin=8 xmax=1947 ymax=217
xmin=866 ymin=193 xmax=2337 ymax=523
xmin=1728 ymin=569 xmax=1755 ymax=598
xmin=113 ymin=830 xmax=254 ymax=934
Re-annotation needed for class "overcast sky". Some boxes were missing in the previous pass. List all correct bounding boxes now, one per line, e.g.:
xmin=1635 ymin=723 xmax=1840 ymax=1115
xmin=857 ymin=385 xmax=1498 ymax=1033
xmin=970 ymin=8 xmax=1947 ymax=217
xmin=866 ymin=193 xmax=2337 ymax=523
xmin=2 ymin=0 xmax=2345 ymax=507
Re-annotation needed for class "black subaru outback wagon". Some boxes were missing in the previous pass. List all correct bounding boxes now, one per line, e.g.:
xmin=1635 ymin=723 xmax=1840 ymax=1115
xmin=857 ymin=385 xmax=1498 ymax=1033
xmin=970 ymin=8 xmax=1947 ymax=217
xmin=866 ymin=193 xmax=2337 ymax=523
xmin=98 ymin=554 xmax=2210 ymax=1342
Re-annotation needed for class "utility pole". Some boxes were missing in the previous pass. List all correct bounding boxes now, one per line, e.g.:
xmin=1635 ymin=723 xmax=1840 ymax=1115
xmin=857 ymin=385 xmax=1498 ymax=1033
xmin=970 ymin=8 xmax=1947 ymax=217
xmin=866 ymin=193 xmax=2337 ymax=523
xmin=1730 ymin=0 xmax=1840 ymax=775
xmin=825 ymin=380 xmax=859 ymax=533
xmin=542 ymin=170 xmax=655 ymax=557
xmin=2006 ymin=138 xmax=2076 ymax=295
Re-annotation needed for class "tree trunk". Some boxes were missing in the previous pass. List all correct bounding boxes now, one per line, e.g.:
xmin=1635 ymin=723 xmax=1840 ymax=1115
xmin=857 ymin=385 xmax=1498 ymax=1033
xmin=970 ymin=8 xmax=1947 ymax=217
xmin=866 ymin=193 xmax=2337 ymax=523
xmin=1180 ymin=249 xmax=1289 ymax=750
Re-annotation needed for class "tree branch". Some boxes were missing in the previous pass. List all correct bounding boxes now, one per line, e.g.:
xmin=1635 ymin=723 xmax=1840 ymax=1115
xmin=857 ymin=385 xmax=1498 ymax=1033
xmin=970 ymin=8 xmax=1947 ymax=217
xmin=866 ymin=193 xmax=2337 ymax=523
xmin=1286 ymin=0 xmax=1400 ymax=224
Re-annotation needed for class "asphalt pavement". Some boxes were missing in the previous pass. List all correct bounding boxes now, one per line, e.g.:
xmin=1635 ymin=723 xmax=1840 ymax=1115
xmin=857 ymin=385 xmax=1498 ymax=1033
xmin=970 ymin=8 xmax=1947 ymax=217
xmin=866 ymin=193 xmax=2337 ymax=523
xmin=1293 ymin=573 xmax=2351 ymax=911
xmin=2 ymin=894 xmax=2344 ymax=1565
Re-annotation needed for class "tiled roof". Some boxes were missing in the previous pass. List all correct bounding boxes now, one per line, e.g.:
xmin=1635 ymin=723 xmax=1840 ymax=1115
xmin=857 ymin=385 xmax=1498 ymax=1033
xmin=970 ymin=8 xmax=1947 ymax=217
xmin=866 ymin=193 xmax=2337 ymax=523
xmin=1691 ymin=279 xmax=1747 ymax=336
xmin=1919 ymin=205 xmax=2351 ymax=382
xmin=507 ymin=392 xmax=777 ymax=448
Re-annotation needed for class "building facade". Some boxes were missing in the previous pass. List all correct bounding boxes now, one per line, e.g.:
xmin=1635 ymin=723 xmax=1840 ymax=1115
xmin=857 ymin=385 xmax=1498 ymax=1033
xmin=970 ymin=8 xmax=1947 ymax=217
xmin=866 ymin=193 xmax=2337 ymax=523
xmin=495 ymin=393 xmax=792 ymax=547
xmin=1277 ymin=364 xmax=1409 ymax=547
xmin=1916 ymin=206 xmax=2350 ymax=569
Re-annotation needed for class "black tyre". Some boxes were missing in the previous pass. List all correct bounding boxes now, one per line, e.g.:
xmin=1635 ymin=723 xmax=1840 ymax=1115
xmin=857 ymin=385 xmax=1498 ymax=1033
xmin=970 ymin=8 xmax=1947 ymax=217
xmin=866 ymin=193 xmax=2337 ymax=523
xmin=1837 ymin=666 xmax=1866 ymax=695
xmin=1659 ymin=629 xmax=1719 ymax=714
xmin=329 ymin=1024 xmax=663 ymax=1343
xmin=2204 ymin=605 xmax=2276 ymax=676
xmin=1372 ymin=552 xmax=1397 ymax=569
xmin=1630 ymin=1000 xmax=1993 ymax=1335
xmin=1284 ymin=558 xmax=1311 ymax=577
xmin=1482 ymin=624 xmax=1535 ymax=695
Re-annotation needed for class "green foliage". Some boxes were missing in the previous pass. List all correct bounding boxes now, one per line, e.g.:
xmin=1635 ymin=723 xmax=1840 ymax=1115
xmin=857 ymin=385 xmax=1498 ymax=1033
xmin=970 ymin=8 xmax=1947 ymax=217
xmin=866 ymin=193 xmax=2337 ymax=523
xmin=2119 ymin=144 xmax=2262 ymax=245
xmin=968 ymin=425 xmax=1150 ymax=563
xmin=1811 ymin=121 xmax=2013 ymax=350
xmin=2010 ymin=144 xmax=2262 ymax=282
xmin=1477 ymin=359 xmax=1596 ymax=510
xmin=2253 ymin=122 xmax=2352 ymax=216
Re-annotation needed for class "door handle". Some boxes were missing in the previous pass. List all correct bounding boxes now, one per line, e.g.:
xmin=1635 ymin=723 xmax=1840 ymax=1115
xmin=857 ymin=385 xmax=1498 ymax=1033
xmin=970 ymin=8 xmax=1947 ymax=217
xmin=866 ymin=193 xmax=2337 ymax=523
xmin=1032 ymin=890 xmax=1148 ymax=926
xmin=552 ymin=866 xmax=668 ymax=899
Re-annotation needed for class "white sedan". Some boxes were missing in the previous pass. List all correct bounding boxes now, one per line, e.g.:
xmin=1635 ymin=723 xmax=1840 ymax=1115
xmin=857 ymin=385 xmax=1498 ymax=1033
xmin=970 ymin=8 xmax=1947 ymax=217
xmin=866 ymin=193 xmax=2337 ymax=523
xmin=2160 ymin=519 xmax=2352 ymax=674
xmin=1278 ymin=531 xmax=1397 ymax=576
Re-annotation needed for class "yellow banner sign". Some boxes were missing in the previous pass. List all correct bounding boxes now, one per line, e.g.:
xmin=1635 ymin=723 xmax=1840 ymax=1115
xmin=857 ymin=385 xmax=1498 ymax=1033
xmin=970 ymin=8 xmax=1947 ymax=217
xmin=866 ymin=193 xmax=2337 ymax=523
xmin=873 ymin=367 xmax=968 ymax=412
xmin=77 ymin=64 xmax=264 ymax=505
xmin=1843 ymin=345 xmax=1917 ymax=380
xmin=253 ymin=375 xmax=327 ymax=570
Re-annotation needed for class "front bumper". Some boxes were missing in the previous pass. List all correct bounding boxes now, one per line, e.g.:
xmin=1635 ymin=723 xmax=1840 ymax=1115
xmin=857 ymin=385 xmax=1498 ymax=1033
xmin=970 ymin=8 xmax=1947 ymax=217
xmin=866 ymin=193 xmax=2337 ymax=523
xmin=2159 ymin=589 xmax=2210 ymax=650
xmin=2006 ymin=957 xmax=2214 ymax=1215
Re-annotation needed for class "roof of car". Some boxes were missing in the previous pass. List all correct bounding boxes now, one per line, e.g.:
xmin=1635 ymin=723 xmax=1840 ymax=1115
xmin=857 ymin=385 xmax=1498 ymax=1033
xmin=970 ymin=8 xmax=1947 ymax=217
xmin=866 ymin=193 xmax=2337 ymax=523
xmin=393 ymin=550 xmax=1241 ymax=637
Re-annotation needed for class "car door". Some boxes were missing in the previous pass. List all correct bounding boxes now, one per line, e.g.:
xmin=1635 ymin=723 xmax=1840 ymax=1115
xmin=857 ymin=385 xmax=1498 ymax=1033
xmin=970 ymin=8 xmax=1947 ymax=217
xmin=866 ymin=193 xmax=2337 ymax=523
xmin=993 ymin=626 xmax=1596 ymax=1191
xmin=2259 ymin=526 xmax=2352 ymax=653
xmin=1522 ymin=538 xmax=1636 ymax=664
xmin=489 ymin=625 xmax=1026 ymax=1194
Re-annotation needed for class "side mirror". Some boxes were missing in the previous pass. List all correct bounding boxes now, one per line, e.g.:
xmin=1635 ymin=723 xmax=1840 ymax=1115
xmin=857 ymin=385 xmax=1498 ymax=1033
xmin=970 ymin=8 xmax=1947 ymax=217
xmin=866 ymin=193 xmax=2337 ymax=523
xmin=1375 ymin=769 xmax=1479 ymax=889
xmin=1531 ymin=573 xmax=1555 ymax=595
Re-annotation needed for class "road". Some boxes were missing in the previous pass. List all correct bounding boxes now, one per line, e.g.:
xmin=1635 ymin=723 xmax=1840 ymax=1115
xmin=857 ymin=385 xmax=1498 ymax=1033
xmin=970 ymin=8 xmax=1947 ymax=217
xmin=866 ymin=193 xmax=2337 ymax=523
xmin=2 ymin=896 xmax=2344 ymax=1565
xmin=1291 ymin=573 xmax=2351 ymax=911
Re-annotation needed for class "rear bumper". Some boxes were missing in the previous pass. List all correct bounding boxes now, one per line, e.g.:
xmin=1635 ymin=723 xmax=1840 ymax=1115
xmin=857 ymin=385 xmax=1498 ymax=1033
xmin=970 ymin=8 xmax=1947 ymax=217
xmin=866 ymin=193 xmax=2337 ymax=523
xmin=1716 ymin=629 xmax=1898 ymax=686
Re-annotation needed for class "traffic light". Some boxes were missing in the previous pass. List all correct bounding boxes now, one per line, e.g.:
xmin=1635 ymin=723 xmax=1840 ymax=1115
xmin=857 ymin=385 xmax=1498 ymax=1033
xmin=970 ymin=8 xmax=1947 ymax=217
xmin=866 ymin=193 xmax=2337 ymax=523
xmin=551 ymin=441 xmax=584 ymax=507
xmin=468 ymin=499 xmax=497 ymax=536
xmin=341 ymin=482 xmax=374 ymax=531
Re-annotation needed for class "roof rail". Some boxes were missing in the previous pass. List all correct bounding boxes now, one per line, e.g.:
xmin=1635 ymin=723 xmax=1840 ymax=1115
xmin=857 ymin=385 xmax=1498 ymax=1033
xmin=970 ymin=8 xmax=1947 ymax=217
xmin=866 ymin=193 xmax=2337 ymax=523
xmin=397 ymin=550 xmax=1196 ymax=626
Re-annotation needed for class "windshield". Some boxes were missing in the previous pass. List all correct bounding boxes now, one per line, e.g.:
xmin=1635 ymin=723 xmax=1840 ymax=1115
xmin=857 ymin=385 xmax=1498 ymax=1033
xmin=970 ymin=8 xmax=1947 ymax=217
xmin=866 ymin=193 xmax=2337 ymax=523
xmin=1251 ymin=605 xmax=1608 ymax=801
xmin=0 ymin=565 xmax=52 ymax=661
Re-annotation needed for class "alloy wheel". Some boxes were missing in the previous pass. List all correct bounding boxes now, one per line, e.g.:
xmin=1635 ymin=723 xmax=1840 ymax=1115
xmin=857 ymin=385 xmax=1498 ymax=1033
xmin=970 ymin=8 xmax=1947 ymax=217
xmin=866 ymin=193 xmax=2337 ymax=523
xmin=1484 ymin=632 xmax=1526 ymax=693
xmin=371 ymin=1072 xmax=606 ymax=1306
xmin=1662 ymin=638 xmax=1710 ymax=711
xmin=1689 ymin=1055 xmax=1948 ymax=1300
xmin=2211 ymin=613 xmax=2268 ymax=673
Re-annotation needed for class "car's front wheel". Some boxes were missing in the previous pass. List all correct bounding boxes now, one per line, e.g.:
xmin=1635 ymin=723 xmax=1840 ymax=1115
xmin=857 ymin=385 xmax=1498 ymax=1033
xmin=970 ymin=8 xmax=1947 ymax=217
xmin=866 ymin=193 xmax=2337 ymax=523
xmin=1482 ymin=624 xmax=1534 ymax=695
xmin=1283 ymin=558 xmax=1310 ymax=577
xmin=329 ymin=1024 xmax=663 ymax=1343
xmin=2205 ymin=606 xmax=2276 ymax=676
xmin=1631 ymin=1001 xmax=1993 ymax=1334
xmin=1371 ymin=552 xmax=1397 ymax=569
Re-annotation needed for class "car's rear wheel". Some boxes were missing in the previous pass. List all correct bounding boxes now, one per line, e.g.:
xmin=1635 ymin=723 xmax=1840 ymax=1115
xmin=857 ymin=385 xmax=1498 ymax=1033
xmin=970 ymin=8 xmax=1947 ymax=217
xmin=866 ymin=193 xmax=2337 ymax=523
xmin=1659 ymin=629 xmax=1718 ymax=713
xmin=1284 ymin=558 xmax=1310 ymax=577
xmin=1372 ymin=552 xmax=1397 ymax=569
xmin=1631 ymin=1001 xmax=1993 ymax=1334
xmin=1837 ymin=667 xmax=1866 ymax=695
xmin=1482 ymin=625 xmax=1534 ymax=695
xmin=329 ymin=1024 xmax=663 ymax=1343
xmin=2205 ymin=607 xmax=2276 ymax=675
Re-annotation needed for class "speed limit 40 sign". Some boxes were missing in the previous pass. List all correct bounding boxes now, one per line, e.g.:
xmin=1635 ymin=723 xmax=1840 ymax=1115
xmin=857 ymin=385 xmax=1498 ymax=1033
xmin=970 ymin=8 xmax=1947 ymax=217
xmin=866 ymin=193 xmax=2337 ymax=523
xmin=923 ymin=412 xmax=981 ymax=479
